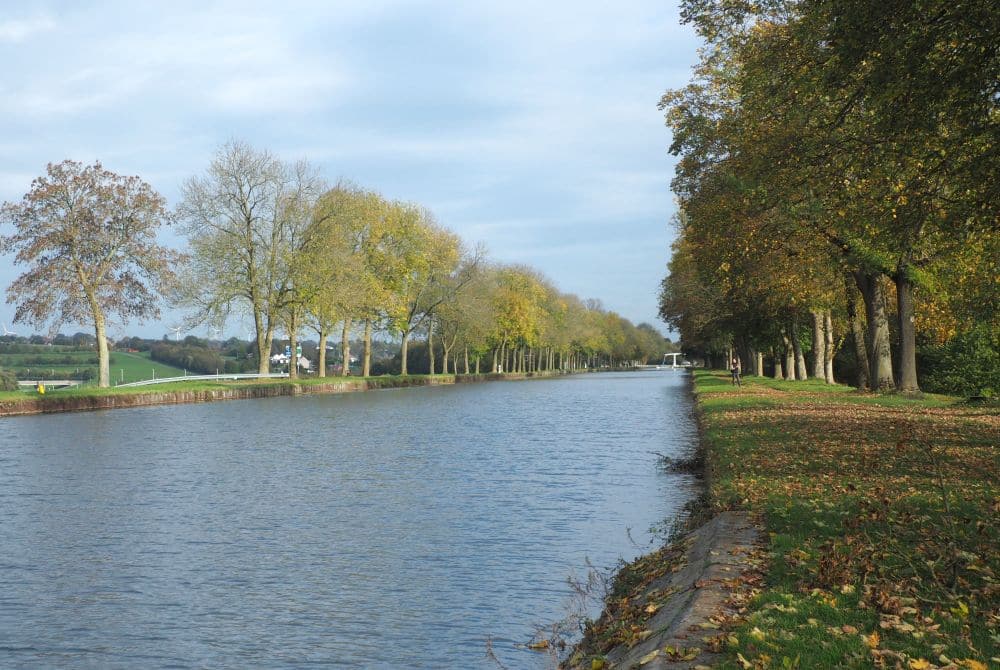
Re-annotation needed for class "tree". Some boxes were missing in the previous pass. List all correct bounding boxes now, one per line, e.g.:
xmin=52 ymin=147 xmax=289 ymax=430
xmin=0 ymin=160 xmax=180 ymax=387
xmin=435 ymin=261 xmax=494 ymax=374
xmin=310 ymin=184 xmax=407 ymax=377
xmin=176 ymin=140 xmax=322 ymax=374
xmin=298 ymin=203 xmax=365 ymax=377
xmin=383 ymin=206 xmax=477 ymax=375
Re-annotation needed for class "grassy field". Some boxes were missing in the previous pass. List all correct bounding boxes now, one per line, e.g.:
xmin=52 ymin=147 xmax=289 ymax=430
xmin=108 ymin=351 xmax=186 ymax=384
xmin=694 ymin=370 xmax=998 ymax=669
xmin=0 ymin=346 xmax=186 ymax=385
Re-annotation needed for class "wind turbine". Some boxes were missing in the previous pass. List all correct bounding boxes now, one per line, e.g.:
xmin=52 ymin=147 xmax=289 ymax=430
xmin=170 ymin=326 xmax=183 ymax=341
xmin=1 ymin=323 xmax=17 ymax=336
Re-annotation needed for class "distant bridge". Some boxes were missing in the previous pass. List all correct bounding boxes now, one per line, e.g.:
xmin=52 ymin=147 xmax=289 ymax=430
xmin=636 ymin=353 xmax=689 ymax=370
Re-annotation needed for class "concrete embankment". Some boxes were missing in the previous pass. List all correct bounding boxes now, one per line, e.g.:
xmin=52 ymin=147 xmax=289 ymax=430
xmin=0 ymin=371 xmax=564 ymax=418
xmin=562 ymin=512 xmax=760 ymax=669
xmin=562 ymin=372 xmax=762 ymax=670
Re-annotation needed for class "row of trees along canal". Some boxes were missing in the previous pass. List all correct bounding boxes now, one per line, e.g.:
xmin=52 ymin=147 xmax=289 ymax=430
xmin=658 ymin=0 xmax=998 ymax=395
xmin=0 ymin=142 xmax=671 ymax=387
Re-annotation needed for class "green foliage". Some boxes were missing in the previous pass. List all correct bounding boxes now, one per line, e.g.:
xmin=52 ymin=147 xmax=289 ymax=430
xmin=919 ymin=325 xmax=1000 ymax=397
xmin=659 ymin=0 xmax=998 ymax=392
xmin=0 ymin=367 xmax=17 ymax=391
xmin=149 ymin=342 xmax=226 ymax=375
xmin=7 ymin=368 xmax=94 ymax=381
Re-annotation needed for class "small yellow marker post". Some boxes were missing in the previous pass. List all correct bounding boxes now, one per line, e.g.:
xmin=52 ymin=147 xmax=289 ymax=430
xmin=36 ymin=382 xmax=45 ymax=395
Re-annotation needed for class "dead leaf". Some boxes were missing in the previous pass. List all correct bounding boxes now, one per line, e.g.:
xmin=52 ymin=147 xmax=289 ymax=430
xmin=638 ymin=649 xmax=659 ymax=665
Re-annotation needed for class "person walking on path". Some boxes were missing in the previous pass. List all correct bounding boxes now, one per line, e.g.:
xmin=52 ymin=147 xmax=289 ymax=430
xmin=731 ymin=356 xmax=742 ymax=388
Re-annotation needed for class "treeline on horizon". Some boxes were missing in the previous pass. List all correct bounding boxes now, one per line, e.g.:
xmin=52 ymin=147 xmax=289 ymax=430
xmin=658 ymin=0 xmax=998 ymax=397
xmin=0 ymin=143 xmax=673 ymax=387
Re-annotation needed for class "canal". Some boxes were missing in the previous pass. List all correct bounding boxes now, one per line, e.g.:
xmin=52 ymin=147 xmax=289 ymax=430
xmin=0 ymin=370 xmax=698 ymax=668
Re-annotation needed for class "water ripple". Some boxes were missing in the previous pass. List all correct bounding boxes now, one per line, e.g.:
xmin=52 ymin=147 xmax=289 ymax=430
xmin=0 ymin=371 xmax=697 ymax=669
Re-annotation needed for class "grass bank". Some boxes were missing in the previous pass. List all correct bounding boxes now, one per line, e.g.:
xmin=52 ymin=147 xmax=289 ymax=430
xmin=695 ymin=370 xmax=997 ymax=669
xmin=0 ymin=371 xmax=564 ymax=416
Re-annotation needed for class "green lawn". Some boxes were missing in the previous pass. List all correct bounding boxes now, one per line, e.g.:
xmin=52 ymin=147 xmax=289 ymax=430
xmin=2 ymin=350 xmax=187 ymax=387
xmin=694 ymin=370 xmax=998 ymax=670
xmin=110 ymin=351 xmax=186 ymax=384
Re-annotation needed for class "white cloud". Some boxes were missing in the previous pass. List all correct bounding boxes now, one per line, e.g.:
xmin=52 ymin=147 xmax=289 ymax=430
xmin=0 ymin=1 xmax=701 ymax=335
xmin=0 ymin=14 xmax=55 ymax=43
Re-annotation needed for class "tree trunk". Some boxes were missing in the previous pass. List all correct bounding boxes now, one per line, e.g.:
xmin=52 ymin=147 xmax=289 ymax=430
xmin=492 ymin=347 xmax=498 ymax=373
xmin=288 ymin=310 xmax=299 ymax=380
xmin=854 ymin=271 xmax=894 ymax=391
xmin=428 ymin=321 xmax=435 ymax=375
xmin=341 ymin=319 xmax=351 ymax=376
xmin=845 ymin=276 xmax=870 ymax=390
xmin=782 ymin=331 xmax=796 ymax=380
xmin=464 ymin=346 xmax=470 ymax=374
xmin=318 ymin=329 xmax=327 ymax=378
xmin=824 ymin=311 xmax=835 ymax=384
xmin=756 ymin=350 xmax=764 ymax=377
xmin=895 ymin=266 xmax=920 ymax=392
xmin=792 ymin=315 xmax=808 ymax=380
xmin=475 ymin=355 xmax=480 ymax=374
xmin=363 ymin=319 xmax=372 ymax=377
xmin=773 ymin=347 xmax=783 ymax=379
xmin=442 ymin=334 xmax=455 ymax=375
xmin=93 ymin=308 xmax=110 ymax=388
xmin=811 ymin=310 xmax=825 ymax=379
xmin=255 ymin=311 xmax=270 ymax=374
xmin=400 ymin=330 xmax=410 ymax=375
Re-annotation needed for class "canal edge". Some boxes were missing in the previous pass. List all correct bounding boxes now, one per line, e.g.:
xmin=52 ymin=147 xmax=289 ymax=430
xmin=560 ymin=373 xmax=765 ymax=670
xmin=0 ymin=370 xmax=572 ymax=418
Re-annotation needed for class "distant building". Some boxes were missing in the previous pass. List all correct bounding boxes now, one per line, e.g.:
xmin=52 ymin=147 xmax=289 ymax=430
xmin=269 ymin=353 xmax=311 ymax=370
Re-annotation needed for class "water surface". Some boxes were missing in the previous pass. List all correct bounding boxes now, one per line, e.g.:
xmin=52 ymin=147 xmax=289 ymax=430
xmin=0 ymin=370 xmax=698 ymax=668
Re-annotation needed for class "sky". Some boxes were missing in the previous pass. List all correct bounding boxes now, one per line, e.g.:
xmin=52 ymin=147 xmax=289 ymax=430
xmin=0 ymin=1 xmax=700 ymax=340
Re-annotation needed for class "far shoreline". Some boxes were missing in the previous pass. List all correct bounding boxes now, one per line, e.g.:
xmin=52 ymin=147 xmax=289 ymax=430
xmin=0 ymin=370 xmax=581 ymax=418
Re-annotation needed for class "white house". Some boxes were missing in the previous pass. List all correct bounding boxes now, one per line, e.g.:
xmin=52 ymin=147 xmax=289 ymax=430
xmin=269 ymin=353 xmax=312 ymax=370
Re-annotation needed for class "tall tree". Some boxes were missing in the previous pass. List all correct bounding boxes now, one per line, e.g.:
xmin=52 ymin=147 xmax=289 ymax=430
xmin=177 ymin=140 xmax=321 ymax=374
xmin=0 ymin=160 xmax=180 ymax=387
xmin=387 ymin=208 xmax=480 ymax=375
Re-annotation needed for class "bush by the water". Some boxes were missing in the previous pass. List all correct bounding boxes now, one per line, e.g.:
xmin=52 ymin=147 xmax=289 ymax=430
xmin=149 ymin=342 xmax=227 ymax=375
xmin=919 ymin=325 xmax=999 ymax=397
xmin=0 ymin=367 xmax=17 ymax=390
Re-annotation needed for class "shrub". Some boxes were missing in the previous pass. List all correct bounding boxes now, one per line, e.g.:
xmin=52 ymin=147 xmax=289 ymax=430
xmin=8 ymin=368 xmax=94 ymax=381
xmin=919 ymin=324 xmax=1000 ymax=397
xmin=0 ymin=367 xmax=17 ymax=391
xmin=149 ymin=343 xmax=226 ymax=375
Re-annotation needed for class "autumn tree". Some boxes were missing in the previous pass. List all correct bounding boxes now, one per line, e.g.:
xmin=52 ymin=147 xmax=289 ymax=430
xmin=177 ymin=141 xmax=322 ymax=374
xmin=0 ymin=160 xmax=180 ymax=387
xmin=386 ymin=207 xmax=481 ymax=375
xmin=660 ymin=0 xmax=998 ymax=390
xmin=297 ymin=199 xmax=366 ymax=377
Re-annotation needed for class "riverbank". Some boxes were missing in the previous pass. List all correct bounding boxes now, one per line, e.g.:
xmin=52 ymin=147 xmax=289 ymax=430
xmin=0 ymin=371 xmax=566 ymax=417
xmin=564 ymin=370 xmax=997 ymax=669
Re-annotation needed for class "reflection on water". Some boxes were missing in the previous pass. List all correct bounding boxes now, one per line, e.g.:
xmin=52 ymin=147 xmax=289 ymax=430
xmin=0 ymin=371 xmax=698 ymax=668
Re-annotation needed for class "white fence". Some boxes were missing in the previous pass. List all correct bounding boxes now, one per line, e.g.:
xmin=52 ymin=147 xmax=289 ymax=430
xmin=116 ymin=372 xmax=289 ymax=388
